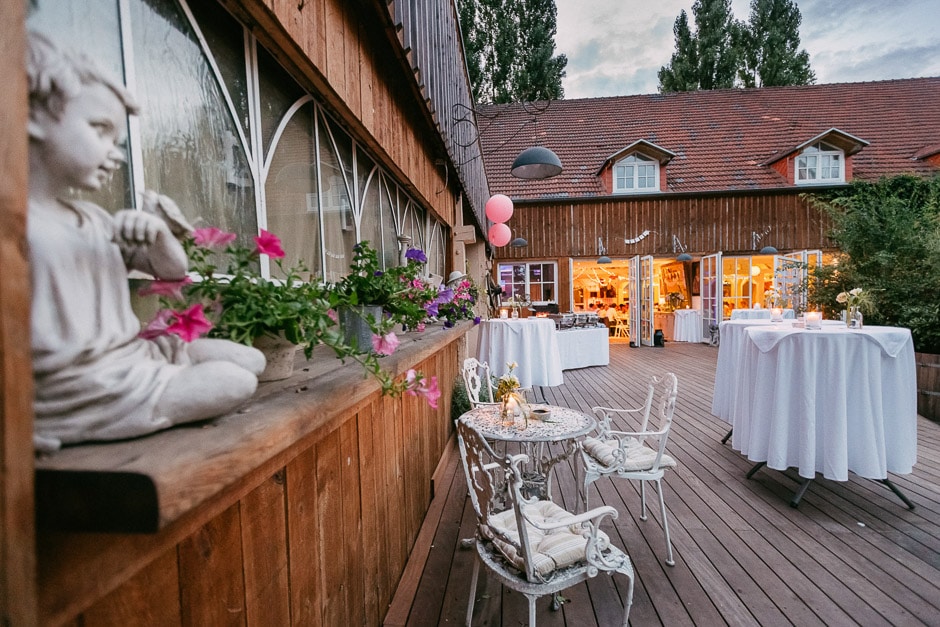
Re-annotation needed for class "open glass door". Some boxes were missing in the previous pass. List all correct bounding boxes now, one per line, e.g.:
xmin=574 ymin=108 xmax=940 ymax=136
xmin=628 ymin=256 xmax=640 ymax=345
xmin=639 ymin=255 xmax=654 ymax=346
xmin=774 ymin=250 xmax=821 ymax=313
xmin=700 ymin=252 xmax=721 ymax=337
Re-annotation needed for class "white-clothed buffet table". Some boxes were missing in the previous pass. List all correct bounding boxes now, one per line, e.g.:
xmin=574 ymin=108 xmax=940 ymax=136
xmin=476 ymin=318 xmax=564 ymax=388
xmin=730 ymin=308 xmax=795 ymax=320
xmin=672 ymin=309 xmax=704 ymax=342
xmin=555 ymin=326 xmax=610 ymax=369
xmin=713 ymin=320 xmax=917 ymax=483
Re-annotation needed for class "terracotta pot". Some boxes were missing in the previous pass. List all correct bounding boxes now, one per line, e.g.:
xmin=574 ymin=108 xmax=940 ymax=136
xmin=252 ymin=333 xmax=300 ymax=381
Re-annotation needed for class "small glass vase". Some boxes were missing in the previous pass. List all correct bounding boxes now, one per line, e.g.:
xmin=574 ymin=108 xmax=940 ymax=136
xmin=847 ymin=306 xmax=863 ymax=329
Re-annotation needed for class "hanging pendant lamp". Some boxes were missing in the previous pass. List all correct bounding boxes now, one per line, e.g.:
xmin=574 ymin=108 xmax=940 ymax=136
xmin=510 ymin=146 xmax=563 ymax=180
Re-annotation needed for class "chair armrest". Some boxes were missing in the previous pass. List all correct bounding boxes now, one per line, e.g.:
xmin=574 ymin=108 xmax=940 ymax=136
xmin=524 ymin=505 xmax=619 ymax=532
xmin=592 ymin=405 xmax=643 ymax=416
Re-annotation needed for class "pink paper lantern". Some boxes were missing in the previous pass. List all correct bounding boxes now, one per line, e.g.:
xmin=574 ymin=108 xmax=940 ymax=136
xmin=485 ymin=194 xmax=514 ymax=223
xmin=488 ymin=223 xmax=512 ymax=247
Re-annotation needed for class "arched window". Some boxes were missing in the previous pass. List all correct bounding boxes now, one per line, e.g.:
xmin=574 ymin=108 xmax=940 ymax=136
xmin=613 ymin=153 xmax=659 ymax=193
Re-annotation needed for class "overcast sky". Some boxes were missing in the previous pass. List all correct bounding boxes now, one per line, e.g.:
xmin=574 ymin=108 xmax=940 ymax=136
xmin=555 ymin=0 xmax=940 ymax=99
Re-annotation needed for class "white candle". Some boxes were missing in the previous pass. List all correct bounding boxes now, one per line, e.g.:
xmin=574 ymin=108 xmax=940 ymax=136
xmin=500 ymin=308 xmax=509 ymax=319
xmin=754 ymin=303 xmax=762 ymax=309
xmin=771 ymin=307 xmax=783 ymax=321
xmin=805 ymin=311 xmax=822 ymax=329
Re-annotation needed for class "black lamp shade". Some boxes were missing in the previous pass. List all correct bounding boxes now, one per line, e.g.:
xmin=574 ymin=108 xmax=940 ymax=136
xmin=759 ymin=246 xmax=778 ymax=255
xmin=510 ymin=146 xmax=563 ymax=179
xmin=597 ymin=255 xmax=612 ymax=264
xmin=510 ymin=237 xmax=528 ymax=248
xmin=677 ymin=252 xmax=693 ymax=262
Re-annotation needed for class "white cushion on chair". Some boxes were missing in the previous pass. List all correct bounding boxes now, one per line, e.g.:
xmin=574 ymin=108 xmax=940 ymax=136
xmin=485 ymin=500 xmax=610 ymax=577
xmin=583 ymin=437 xmax=677 ymax=470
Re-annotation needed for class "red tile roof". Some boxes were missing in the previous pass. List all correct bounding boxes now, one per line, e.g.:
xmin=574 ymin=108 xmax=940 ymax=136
xmin=477 ymin=77 xmax=940 ymax=200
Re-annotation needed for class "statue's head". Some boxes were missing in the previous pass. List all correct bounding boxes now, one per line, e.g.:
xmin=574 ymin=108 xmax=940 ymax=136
xmin=26 ymin=32 xmax=140 ymax=192
xmin=27 ymin=31 xmax=139 ymax=121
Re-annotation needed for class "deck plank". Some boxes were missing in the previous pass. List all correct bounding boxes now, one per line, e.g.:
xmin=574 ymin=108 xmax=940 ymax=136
xmin=388 ymin=342 xmax=940 ymax=626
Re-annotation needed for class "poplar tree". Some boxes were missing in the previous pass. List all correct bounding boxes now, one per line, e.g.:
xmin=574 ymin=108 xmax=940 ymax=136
xmin=659 ymin=0 xmax=739 ymax=92
xmin=738 ymin=0 xmax=816 ymax=87
xmin=457 ymin=0 xmax=566 ymax=104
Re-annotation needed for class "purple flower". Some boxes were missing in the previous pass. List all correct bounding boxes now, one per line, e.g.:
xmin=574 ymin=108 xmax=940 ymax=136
xmin=405 ymin=248 xmax=427 ymax=263
xmin=473 ymin=316 xmax=481 ymax=325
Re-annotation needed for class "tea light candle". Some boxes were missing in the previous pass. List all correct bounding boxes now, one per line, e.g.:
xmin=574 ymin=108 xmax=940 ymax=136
xmin=754 ymin=303 xmax=762 ymax=309
xmin=500 ymin=308 xmax=509 ymax=319
xmin=771 ymin=307 xmax=783 ymax=322
xmin=805 ymin=311 xmax=822 ymax=329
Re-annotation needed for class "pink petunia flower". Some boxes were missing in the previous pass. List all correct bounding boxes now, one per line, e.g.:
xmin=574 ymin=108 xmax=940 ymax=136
xmin=422 ymin=376 xmax=441 ymax=409
xmin=372 ymin=332 xmax=400 ymax=356
xmin=193 ymin=226 xmax=237 ymax=248
xmin=254 ymin=229 xmax=285 ymax=258
xmin=416 ymin=322 xmax=426 ymax=332
xmin=138 ymin=309 xmax=175 ymax=340
xmin=138 ymin=276 xmax=192 ymax=301
xmin=327 ymin=309 xmax=339 ymax=323
xmin=166 ymin=303 xmax=213 ymax=342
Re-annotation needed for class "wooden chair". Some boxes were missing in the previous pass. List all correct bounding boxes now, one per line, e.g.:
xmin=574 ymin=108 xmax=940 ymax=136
xmin=457 ymin=419 xmax=635 ymax=626
xmin=579 ymin=372 xmax=679 ymax=567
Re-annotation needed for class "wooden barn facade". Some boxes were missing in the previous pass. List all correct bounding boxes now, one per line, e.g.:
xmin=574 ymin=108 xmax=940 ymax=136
xmin=478 ymin=81 xmax=940 ymax=331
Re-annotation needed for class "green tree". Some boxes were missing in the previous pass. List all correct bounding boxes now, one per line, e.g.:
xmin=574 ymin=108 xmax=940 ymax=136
xmin=657 ymin=11 xmax=699 ymax=92
xmin=457 ymin=0 xmax=566 ymax=104
xmin=808 ymin=176 xmax=940 ymax=353
xmin=738 ymin=0 xmax=815 ymax=87
xmin=515 ymin=0 xmax=567 ymax=101
xmin=659 ymin=0 xmax=739 ymax=92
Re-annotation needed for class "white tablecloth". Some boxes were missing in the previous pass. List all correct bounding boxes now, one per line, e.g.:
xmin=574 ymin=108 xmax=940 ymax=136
xmin=476 ymin=318 xmax=564 ymax=388
xmin=730 ymin=308 xmax=795 ymax=320
xmin=714 ymin=321 xmax=917 ymax=481
xmin=672 ymin=309 xmax=703 ymax=342
xmin=555 ymin=326 xmax=610 ymax=369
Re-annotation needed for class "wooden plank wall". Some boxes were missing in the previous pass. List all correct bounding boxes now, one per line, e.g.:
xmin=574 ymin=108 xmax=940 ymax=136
xmin=498 ymin=191 xmax=835 ymax=262
xmin=39 ymin=345 xmax=458 ymax=626
xmin=0 ymin=5 xmax=37 ymax=625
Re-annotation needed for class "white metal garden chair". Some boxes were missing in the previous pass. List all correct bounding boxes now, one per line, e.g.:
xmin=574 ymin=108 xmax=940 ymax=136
xmin=457 ymin=419 xmax=635 ymax=626
xmin=579 ymin=372 xmax=679 ymax=567
xmin=462 ymin=357 xmax=499 ymax=408
xmin=613 ymin=314 xmax=630 ymax=338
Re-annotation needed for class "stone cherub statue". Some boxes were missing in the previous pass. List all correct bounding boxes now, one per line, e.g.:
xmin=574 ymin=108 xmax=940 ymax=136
xmin=27 ymin=32 xmax=265 ymax=452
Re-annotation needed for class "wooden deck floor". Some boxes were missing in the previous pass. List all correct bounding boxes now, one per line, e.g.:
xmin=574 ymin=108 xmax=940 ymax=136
xmin=386 ymin=341 xmax=940 ymax=627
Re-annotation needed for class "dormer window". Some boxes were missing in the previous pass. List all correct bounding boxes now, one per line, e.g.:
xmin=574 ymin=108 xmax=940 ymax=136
xmin=614 ymin=154 xmax=659 ymax=193
xmin=796 ymin=141 xmax=844 ymax=184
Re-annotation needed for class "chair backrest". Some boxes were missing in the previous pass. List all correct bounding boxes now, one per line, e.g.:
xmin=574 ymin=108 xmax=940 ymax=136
xmin=456 ymin=419 xmax=537 ymax=576
xmin=462 ymin=358 xmax=495 ymax=406
xmin=593 ymin=372 xmax=677 ymax=451
xmin=643 ymin=373 xmax=678 ymax=465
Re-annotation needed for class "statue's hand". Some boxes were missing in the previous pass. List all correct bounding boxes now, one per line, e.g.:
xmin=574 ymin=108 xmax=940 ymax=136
xmin=141 ymin=190 xmax=194 ymax=237
xmin=113 ymin=209 xmax=168 ymax=246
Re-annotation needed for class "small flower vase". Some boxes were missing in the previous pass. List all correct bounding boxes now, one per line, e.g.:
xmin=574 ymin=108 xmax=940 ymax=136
xmin=847 ymin=305 xmax=864 ymax=329
xmin=511 ymin=307 xmax=519 ymax=319
xmin=500 ymin=395 xmax=516 ymax=426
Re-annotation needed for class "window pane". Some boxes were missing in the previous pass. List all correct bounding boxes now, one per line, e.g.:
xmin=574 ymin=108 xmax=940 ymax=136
xmin=131 ymin=0 xmax=257 ymax=241
xmin=187 ymin=0 xmax=249 ymax=134
xmin=318 ymin=109 xmax=356 ymax=282
xmin=257 ymin=46 xmax=306 ymax=157
xmin=265 ymin=102 xmax=321 ymax=280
